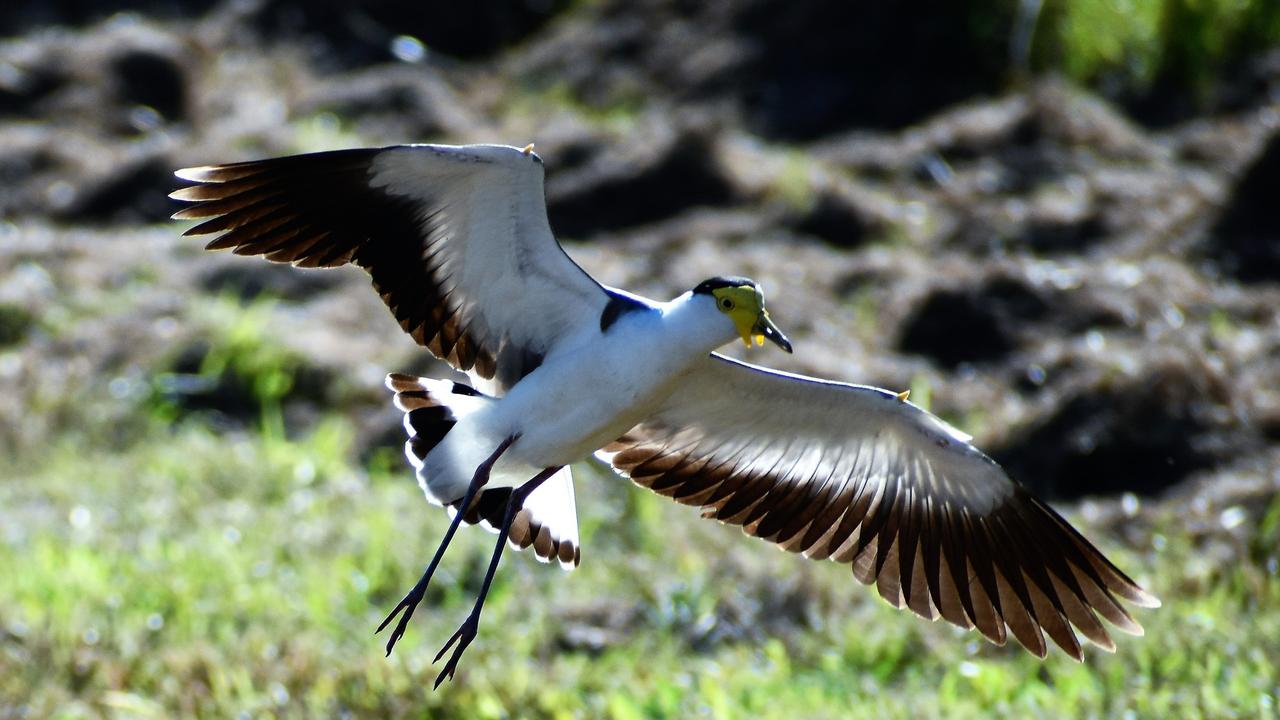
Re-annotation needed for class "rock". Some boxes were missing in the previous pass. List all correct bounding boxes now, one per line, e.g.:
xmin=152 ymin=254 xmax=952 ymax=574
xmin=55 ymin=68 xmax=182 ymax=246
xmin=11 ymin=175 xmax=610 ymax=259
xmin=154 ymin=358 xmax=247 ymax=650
xmin=197 ymin=262 xmax=345 ymax=303
xmin=1019 ymin=214 xmax=1107 ymax=254
xmin=294 ymin=65 xmax=472 ymax=140
xmin=731 ymin=0 xmax=1012 ymax=138
xmin=896 ymin=276 xmax=1050 ymax=368
xmin=0 ymin=61 xmax=68 ymax=118
xmin=0 ymin=18 xmax=193 ymax=135
xmin=1205 ymin=131 xmax=1280 ymax=283
xmin=61 ymin=154 xmax=176 ymax=223
xmin=994 ymin=366 xmax=1233 ymax=499
xmin=0 ymin=143 xmax=55 ymax=215
xmin=110 ymin=46 xmax=188 ymax=123
xmin=248 ymin=0 xmax=572 ymax=68
xmin=544 ymin=117 xmax=737 ymax=237
xmin=788 ymin=188 xmax=873 ymax=249
xmin=0 ymin=1 xmax=217 ymax=36
xmin=516 ymin=0 xmax=1015 ymax=140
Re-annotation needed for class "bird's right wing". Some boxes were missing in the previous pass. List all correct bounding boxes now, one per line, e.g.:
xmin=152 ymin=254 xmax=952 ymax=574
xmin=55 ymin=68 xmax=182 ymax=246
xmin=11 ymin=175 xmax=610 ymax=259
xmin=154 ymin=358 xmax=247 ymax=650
xmin=171 ymin=143 xmax=610 ymax=392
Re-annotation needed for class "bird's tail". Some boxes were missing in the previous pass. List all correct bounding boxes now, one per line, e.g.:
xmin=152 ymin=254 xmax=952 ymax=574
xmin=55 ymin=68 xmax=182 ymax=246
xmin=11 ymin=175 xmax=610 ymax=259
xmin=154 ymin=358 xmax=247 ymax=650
xmin=384 ymin=372 xmax=581 ymax=568
xmin=385 ymin=372 xmax=491 ymax=468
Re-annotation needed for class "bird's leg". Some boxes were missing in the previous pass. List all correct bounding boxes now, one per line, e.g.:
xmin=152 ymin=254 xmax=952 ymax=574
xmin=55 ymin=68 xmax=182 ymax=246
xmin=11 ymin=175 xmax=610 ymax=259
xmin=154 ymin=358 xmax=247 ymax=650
xmin=377 ymin=433 xmax=519 ymax=656
xmin=433 ymin=465 xmax=561 ymax=688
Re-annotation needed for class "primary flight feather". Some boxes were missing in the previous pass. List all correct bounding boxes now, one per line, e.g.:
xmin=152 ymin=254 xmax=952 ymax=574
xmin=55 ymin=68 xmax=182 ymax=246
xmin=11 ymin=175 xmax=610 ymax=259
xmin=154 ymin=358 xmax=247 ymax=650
xmin=171 ymin=142 xmax=1158 ymax=687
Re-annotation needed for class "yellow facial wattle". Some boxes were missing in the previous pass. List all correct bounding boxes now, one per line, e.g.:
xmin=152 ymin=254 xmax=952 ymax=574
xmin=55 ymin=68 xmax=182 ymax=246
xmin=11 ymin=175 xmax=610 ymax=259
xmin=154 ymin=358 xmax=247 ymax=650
xmin=709 ymin=283 xmax=793 ymax=353
xmin=711 ymin=285 xmax=763 ymax=347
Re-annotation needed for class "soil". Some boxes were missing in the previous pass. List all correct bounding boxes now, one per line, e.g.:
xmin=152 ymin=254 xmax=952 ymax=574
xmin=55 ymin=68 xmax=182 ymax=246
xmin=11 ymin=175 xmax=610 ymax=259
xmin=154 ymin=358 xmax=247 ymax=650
xmin=2 ymin=2 xmax=1277 ymax=520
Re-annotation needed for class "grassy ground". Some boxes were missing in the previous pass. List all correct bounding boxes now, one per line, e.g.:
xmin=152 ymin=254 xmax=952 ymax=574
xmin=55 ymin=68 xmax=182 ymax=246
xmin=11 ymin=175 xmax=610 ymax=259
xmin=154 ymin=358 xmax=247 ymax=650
xmin=0 ymin=266 xmax=1276 ymax=719
xmin=3 ymin=0 xmax=1280 ymax=715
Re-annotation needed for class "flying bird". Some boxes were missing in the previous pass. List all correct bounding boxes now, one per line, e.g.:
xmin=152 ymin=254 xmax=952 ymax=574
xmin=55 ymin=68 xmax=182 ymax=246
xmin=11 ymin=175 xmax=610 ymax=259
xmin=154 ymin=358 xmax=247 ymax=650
xmin=170 ymin=143 xmax=1158 ymax=687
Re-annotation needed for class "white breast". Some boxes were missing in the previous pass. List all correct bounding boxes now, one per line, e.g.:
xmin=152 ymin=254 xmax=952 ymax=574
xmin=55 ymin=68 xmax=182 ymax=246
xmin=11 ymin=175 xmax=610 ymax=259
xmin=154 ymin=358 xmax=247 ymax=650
xmin=496 ymin=310 xmax=691 ymax=467
xmin=424 ymin=292 xmax=734 ymax=493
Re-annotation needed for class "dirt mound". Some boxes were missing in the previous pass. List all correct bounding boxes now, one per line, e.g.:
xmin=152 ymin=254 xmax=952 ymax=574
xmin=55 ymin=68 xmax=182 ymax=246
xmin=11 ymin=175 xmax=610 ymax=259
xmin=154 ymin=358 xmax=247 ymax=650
xmin=1 ymin=4 xmax=1277 ymax=505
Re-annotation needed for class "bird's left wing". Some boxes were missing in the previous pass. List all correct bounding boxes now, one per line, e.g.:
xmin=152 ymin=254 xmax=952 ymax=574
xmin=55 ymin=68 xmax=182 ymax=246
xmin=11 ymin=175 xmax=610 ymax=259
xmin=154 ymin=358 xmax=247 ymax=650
xmin=600 ymin=354 xmax=1159 ymax=660
xmin=171 ymin=144 xmax=608 ymax=391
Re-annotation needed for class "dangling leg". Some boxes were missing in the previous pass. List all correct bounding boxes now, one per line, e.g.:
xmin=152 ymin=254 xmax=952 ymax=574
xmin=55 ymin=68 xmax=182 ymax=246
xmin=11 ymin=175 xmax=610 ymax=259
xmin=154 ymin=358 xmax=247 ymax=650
xmin=377 ymin=433 xmax=519 ymax=656
xmin=433 ymin=465 xmax=561 ymax=688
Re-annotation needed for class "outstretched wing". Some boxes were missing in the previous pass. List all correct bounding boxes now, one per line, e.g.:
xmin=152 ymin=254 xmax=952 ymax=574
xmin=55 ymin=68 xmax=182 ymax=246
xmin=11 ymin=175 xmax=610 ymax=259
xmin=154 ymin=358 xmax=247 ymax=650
xmin=601 ymin=354 xmax=1159 ymax=660
xmin=171 ymin=143 xmax=608 ymax=391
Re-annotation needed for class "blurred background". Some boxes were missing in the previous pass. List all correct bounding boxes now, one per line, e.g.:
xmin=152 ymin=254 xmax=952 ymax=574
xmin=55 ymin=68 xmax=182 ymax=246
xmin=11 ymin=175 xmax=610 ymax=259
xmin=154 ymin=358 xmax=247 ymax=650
xmin=2 ymin=0 xmax=1279 ymax=717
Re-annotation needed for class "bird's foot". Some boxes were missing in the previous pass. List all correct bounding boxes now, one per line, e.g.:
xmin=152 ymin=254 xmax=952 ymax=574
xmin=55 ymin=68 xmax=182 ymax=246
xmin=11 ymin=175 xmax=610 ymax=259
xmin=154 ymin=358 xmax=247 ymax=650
xmin=374 ymin=435 xmax=522 ymax=661
xmin=376 ymin=587 xmax=424 ymax=656
xmin=432 ymin=614 xmax=480 ymax=688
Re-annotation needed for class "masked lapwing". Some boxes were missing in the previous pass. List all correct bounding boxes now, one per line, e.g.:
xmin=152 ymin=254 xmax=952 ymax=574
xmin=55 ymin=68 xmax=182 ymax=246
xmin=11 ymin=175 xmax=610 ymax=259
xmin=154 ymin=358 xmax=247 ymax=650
xmin=170 ymin=143 xmax=1158 ymax=687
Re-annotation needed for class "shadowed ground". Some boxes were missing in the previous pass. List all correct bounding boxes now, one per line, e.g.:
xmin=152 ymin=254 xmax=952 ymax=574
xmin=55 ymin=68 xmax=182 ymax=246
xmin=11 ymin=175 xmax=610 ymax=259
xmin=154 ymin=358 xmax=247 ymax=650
xmin=1 ymin=2 xmax=1278 ymax=717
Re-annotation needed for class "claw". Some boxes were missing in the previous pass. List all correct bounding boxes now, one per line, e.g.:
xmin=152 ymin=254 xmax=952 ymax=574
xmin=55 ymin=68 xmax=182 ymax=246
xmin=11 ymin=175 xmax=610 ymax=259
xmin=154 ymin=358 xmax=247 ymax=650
xmin=433 ymin=617 xmax=478 ymax=688
xmin=383 ymin=457 xmax=556 ymax=689
xmin=377 ymin=593 xmax=420 ymax=656
xmin=374 ymin=433 xmax=521 ymax=658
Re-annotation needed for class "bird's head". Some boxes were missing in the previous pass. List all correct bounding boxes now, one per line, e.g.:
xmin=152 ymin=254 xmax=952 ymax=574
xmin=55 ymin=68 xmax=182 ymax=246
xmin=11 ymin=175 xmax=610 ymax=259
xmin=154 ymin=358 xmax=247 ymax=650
xmin=692 ymin=276 xmax=793 ymax=353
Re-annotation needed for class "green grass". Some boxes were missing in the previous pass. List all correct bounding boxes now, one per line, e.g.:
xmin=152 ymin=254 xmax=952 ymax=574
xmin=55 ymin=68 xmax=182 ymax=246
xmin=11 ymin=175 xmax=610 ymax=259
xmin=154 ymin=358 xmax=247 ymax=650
xmin=1 ymin=248 xmax=1276 ymax=718
xmin=2 ymin=397 xmax=1278 ymax=718
xmin=0 ymin=303 xmax=34 ymax=348
xmin=1034 ymin=0 xmax=1280 ymax=102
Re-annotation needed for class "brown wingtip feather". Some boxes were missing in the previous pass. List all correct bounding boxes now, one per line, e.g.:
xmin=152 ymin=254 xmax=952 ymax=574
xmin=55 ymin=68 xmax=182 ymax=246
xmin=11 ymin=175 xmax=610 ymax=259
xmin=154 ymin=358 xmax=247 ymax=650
xmin=167 ymin=150 xmax=518 ymax=382
xmin=607 ymin=430 xmax=1159 ymax=661
xmin=169 ymin=186 xmax=209 ymax=203
xmin=174 ymin=165 xmax=223 ymax=183
xmin=174 ymin=160 xmax=278 ymax=184
xmin=1129 ymin=587 xmax=1162 ymax=609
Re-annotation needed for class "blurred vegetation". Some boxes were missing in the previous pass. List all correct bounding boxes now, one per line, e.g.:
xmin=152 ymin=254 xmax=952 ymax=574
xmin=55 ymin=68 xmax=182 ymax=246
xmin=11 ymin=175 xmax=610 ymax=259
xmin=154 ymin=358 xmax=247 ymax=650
xmin=2 ymin=0 xmax=1279 ymax=716
xmin=0 ymin=304 xmax=34 ymax=349
xmin=1 ymin=294 xmax=1277 ymax=718
xmin=1033 ymin=0 xmax=1280 ymax=108
xmin=147 ymin=297 xmax=313 ymax=434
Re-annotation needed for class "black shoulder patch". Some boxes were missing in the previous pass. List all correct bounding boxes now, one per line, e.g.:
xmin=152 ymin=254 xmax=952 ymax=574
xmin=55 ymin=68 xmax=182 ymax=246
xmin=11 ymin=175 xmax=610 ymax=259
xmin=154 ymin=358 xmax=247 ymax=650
xmin=600 ymin=290 xmax=648 ymax=332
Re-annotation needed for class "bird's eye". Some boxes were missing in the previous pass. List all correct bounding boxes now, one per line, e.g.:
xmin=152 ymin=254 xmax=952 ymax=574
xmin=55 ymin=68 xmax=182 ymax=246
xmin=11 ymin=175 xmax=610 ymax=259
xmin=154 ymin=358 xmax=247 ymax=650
xmin=719 ymin=297 xmax=735 ymax=311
